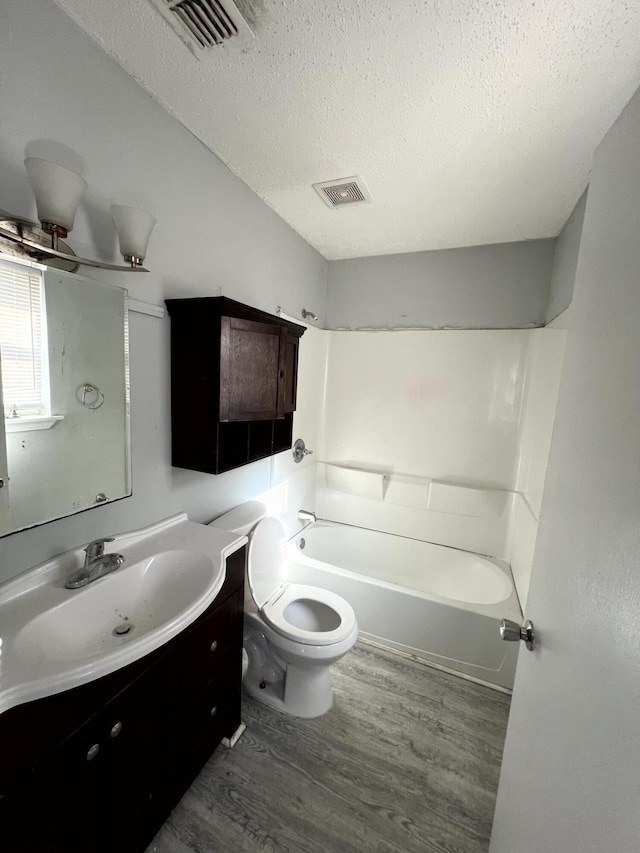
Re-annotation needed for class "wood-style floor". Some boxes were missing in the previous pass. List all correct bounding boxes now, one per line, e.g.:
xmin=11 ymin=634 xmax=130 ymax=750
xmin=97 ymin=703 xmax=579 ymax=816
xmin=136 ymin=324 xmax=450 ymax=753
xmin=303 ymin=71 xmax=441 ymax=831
xmin=147 ymin=642 xmax=510 ymax=853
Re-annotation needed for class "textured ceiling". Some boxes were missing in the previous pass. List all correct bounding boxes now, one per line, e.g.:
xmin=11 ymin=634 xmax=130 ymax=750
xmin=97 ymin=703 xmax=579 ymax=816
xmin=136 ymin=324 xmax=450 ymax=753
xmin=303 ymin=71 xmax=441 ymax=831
xmin=52 ymin=0 xmax=640 ymax=259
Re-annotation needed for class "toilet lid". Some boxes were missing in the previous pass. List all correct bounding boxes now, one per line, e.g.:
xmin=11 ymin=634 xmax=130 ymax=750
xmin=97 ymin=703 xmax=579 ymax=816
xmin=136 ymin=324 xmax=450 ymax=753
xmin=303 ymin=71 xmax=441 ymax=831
xmin=247 ymin=517 xmax=288 ymax=609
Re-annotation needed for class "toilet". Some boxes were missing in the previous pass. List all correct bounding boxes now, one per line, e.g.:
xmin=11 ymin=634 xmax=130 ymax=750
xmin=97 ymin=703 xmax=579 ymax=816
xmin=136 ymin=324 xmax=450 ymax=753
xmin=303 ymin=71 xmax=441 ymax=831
xmin=209 ymin=501 xmax=358 ymax=718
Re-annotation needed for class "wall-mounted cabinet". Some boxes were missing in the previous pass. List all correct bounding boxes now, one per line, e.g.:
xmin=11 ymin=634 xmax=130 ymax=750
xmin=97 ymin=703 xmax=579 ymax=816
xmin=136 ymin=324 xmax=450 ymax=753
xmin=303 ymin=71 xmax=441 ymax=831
xmin=166 ymin=297 xmax=305 ymax=474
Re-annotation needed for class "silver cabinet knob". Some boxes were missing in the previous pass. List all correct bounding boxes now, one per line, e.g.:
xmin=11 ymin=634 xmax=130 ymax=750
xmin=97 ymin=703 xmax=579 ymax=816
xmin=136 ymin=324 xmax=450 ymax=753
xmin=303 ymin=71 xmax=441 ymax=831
xmin=210 ymin=640 xmax=218 ymax=653
xmin=500 ymin=618 xmax=535 ymax=651
xmin=86 ymin=743 xmax=100 ymax=761
xmin=210 ymin=705 xmax=218 ymax=718
xmin=110 ymin=721 xmax=123 ymax=738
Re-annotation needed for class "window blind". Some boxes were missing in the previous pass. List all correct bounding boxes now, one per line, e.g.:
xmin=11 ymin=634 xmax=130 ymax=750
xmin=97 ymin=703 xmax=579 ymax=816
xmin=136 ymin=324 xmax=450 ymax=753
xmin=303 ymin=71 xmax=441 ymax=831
xmin=0 ymin=259 xmax=47 ymax=415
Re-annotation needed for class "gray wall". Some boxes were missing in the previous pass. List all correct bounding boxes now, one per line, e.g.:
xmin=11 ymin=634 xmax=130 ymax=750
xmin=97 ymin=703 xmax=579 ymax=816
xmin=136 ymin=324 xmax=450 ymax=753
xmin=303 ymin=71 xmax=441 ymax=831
xmin=0 ymin=0 xmax=327 ymax=583
xmin=490 ymin=87 xmax=640 ymax=850
xmin=326 ymin=239 xmax=555 ymax=330
xmin=545 ymin=189 xmax=588 ymax=323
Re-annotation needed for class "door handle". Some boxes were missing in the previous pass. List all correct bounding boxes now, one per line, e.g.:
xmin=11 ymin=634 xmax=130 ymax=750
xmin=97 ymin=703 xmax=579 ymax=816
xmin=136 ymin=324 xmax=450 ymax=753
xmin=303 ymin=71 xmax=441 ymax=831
xmin=500 ymin=619 xmax=535 ymax=651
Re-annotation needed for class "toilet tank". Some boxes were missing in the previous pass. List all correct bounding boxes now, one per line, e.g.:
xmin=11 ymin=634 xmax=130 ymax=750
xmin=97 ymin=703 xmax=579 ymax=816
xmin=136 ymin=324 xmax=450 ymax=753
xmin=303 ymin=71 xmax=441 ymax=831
xmin=208 ymin=500 xmax=267 ymax=535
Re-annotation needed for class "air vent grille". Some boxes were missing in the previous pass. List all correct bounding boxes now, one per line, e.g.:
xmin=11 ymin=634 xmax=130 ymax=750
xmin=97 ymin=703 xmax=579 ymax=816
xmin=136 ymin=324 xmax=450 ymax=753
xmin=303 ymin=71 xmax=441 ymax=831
xmin=169 ymin=0 xmax=237 ymax=47
xmin=313 ymin=176 xmax=372 ymax=209
xmin=324 ymin=182 xmax=365 ymax=206
xmin=149 ymin=0 xmax=253 ymax=53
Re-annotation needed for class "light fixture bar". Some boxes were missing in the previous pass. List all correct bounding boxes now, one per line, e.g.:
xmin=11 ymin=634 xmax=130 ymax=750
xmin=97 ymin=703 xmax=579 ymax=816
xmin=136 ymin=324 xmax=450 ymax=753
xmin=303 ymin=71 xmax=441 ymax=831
xmin=0 ymin=219 xmax=149 ymax=272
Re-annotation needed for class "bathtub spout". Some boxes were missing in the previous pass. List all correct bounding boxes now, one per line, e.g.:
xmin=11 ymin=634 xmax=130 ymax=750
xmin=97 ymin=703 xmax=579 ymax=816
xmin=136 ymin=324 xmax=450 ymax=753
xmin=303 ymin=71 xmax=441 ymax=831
xmin=298 ymin=509 xmax=316 ymax=524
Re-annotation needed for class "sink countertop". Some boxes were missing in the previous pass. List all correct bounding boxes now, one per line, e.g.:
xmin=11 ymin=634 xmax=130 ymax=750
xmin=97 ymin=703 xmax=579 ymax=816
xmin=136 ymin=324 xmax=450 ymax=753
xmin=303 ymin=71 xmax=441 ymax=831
xmin=0 ymin=513 xmax=247 ymax=715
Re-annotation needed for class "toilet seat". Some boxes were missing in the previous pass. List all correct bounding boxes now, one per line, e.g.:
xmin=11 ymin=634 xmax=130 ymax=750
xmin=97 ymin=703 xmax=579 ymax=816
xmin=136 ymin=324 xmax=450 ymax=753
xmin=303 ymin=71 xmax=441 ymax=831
xmin=247 ymin=517 xmax=356 ymax=647
xmin=262 ymin=582 xmax=356 ymax=646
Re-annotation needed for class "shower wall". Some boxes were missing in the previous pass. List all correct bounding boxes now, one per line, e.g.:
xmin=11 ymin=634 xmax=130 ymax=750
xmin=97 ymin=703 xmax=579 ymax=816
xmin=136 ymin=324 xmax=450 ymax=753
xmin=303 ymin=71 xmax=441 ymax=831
xmin=317 ymin=328 xmax=529 ymax=558
xmin=315 ymin=324 xmax=567 ymax=606
xmin=509 ymin=312 xmax=568 ymax=607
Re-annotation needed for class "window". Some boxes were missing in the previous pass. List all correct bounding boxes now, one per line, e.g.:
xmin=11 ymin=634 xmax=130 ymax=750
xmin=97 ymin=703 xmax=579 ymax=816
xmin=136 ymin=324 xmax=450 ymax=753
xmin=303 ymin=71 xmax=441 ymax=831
xmin=0 ymin=258 xmax=50 ymax=417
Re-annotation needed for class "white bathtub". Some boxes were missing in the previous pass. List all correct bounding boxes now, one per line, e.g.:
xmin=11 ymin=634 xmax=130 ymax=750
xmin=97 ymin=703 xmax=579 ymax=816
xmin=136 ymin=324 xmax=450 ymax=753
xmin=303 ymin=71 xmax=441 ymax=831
xmin=287 ymin=521 xmax=521 ymax=690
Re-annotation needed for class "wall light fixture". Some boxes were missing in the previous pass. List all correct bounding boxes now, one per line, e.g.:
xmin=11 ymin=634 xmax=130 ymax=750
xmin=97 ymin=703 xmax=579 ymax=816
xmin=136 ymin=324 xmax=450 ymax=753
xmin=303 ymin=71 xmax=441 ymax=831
xmin=0 ymin=157 xmax=156 ymax=273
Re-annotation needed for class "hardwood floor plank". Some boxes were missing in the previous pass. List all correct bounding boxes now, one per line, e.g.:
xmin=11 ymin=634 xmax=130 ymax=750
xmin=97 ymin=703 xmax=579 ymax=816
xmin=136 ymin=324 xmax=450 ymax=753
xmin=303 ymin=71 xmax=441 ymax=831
xmin=147 ymin=642 xmax=510 ymax=853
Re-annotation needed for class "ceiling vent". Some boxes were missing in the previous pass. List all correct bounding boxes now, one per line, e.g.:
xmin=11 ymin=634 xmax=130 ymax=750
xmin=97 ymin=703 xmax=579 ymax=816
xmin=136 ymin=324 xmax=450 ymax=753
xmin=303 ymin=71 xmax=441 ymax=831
xmin=313 ymin=176 xmax=372 ymax=209
xmin=148 ymin=0 xmax=254 ymax=55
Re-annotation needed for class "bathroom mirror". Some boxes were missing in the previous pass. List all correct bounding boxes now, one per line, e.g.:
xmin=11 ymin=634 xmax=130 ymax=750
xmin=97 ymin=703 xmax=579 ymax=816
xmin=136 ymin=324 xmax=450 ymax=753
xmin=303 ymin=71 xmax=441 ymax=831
xmin=0 ymin=257 xmax=130 ymax=536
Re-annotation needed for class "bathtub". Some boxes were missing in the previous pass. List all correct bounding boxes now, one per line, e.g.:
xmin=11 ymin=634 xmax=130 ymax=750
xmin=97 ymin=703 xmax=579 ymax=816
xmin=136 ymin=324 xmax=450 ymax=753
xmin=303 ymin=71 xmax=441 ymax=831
xmin=286 ymin=520 xmax=521 ymax=690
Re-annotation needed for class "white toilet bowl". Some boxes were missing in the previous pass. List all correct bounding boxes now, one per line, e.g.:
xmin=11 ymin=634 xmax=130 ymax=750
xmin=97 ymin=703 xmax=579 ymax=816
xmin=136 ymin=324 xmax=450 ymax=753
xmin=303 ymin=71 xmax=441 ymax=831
xmin=210 ymin=505 xmax=358 ymax=718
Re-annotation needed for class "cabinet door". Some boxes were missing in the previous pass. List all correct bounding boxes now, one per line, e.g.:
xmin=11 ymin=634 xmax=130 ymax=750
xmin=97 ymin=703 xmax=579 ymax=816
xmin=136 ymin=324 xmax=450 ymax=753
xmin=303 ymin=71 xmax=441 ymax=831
xmin=219 ymin=317 xmax=287 ymax=421
xmin=283 ymin=333 xmax=299 ymax=414
xmin=100 ymin=659 xmax=171 ymax=853
xmin=1 ymin=713 xmax=103 ymax=853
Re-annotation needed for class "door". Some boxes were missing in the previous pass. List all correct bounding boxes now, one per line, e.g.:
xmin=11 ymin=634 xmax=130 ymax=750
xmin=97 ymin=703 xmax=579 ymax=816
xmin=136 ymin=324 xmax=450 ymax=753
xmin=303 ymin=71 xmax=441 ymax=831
xmin=219 ymin=316 xmax=287 ymax=421
xmin=490 ymin=91 xmax=640 ymax=851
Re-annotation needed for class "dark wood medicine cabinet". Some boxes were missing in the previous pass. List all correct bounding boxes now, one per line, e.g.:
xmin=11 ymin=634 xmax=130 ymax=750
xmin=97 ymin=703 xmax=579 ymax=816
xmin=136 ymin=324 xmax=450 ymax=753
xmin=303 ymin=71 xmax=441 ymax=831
xmin=166 ymin=297 xmax=306 ymax=475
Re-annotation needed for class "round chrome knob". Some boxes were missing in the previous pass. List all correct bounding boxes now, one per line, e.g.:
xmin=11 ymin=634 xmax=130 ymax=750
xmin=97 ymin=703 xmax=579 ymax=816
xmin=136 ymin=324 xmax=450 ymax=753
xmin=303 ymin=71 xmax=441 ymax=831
xmin=500 ymin=619 xmax=522 ymax=642
xmin=210 ymin=640 xmax=218 ymax=652
xmin=86 ymin=743 xmax=100 ymax=761
xmin=210 ymin=706 xmax=218 ymax=718
xmin=500 ymin=618 xmax=535 ymax=651
xmin=110 ymin=722 xmax=123 ymax=738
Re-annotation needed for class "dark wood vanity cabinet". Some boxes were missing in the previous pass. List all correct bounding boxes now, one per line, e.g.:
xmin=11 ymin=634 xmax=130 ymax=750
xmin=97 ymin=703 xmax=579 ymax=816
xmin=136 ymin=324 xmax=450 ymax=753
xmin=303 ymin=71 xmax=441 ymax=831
xmin=0 ymin=547 xmax=245 ymax=853
xmin=166 ymin=297 xmax=305 ymax=475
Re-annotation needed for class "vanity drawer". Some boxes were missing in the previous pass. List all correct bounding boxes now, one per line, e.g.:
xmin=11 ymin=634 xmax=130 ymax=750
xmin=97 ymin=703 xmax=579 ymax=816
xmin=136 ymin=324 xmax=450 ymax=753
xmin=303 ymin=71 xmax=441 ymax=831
xmin=181 ymin=589 xmax=242 ymax=690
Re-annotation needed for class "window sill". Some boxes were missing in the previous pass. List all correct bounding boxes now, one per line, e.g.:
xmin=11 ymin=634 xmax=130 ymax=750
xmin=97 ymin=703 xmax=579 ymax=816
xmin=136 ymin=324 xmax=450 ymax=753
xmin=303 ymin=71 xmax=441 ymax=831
xmin=4 ymin=415 xmax=64 ymax=433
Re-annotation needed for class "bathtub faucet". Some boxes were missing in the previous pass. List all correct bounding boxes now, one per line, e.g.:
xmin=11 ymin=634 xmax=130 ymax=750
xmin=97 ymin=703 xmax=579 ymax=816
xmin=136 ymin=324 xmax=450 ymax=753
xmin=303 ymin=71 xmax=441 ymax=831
xmin=298 ymin=509 xmax=316 ymax=525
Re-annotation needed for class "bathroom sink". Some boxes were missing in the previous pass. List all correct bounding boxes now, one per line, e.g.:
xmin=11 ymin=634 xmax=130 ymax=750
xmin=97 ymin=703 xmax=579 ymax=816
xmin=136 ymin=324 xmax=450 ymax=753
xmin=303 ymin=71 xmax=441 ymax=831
xmin=0 ymin=513 xmax=247 ymax=714
xmin=14 ymin=550 xmax=214 ymax=663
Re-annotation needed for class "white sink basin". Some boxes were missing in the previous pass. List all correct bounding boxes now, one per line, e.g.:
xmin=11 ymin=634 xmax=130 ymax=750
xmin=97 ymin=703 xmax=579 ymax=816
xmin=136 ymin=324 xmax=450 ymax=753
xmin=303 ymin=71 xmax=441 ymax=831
xmin=15 ymin=550 xmax=214 ymax=663
xmin=0 ymin=514 xmax=247 ymax=714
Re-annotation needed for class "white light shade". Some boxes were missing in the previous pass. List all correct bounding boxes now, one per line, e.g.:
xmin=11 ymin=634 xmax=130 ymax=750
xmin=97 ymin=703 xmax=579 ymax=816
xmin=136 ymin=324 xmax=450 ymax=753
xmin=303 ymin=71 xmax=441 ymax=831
xmin=110 ymin=205 xmax=156 ymax=262
xmin=24 ymin=157 xmax=87 ymax=232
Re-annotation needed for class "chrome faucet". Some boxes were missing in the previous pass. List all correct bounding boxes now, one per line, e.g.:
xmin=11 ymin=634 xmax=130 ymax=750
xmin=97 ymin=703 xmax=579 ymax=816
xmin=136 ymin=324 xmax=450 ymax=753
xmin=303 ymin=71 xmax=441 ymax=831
xmin=65 ymin=537 xmax=125 ymax=589
xmin=297 ymin=509 xmax=316 ymax=524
